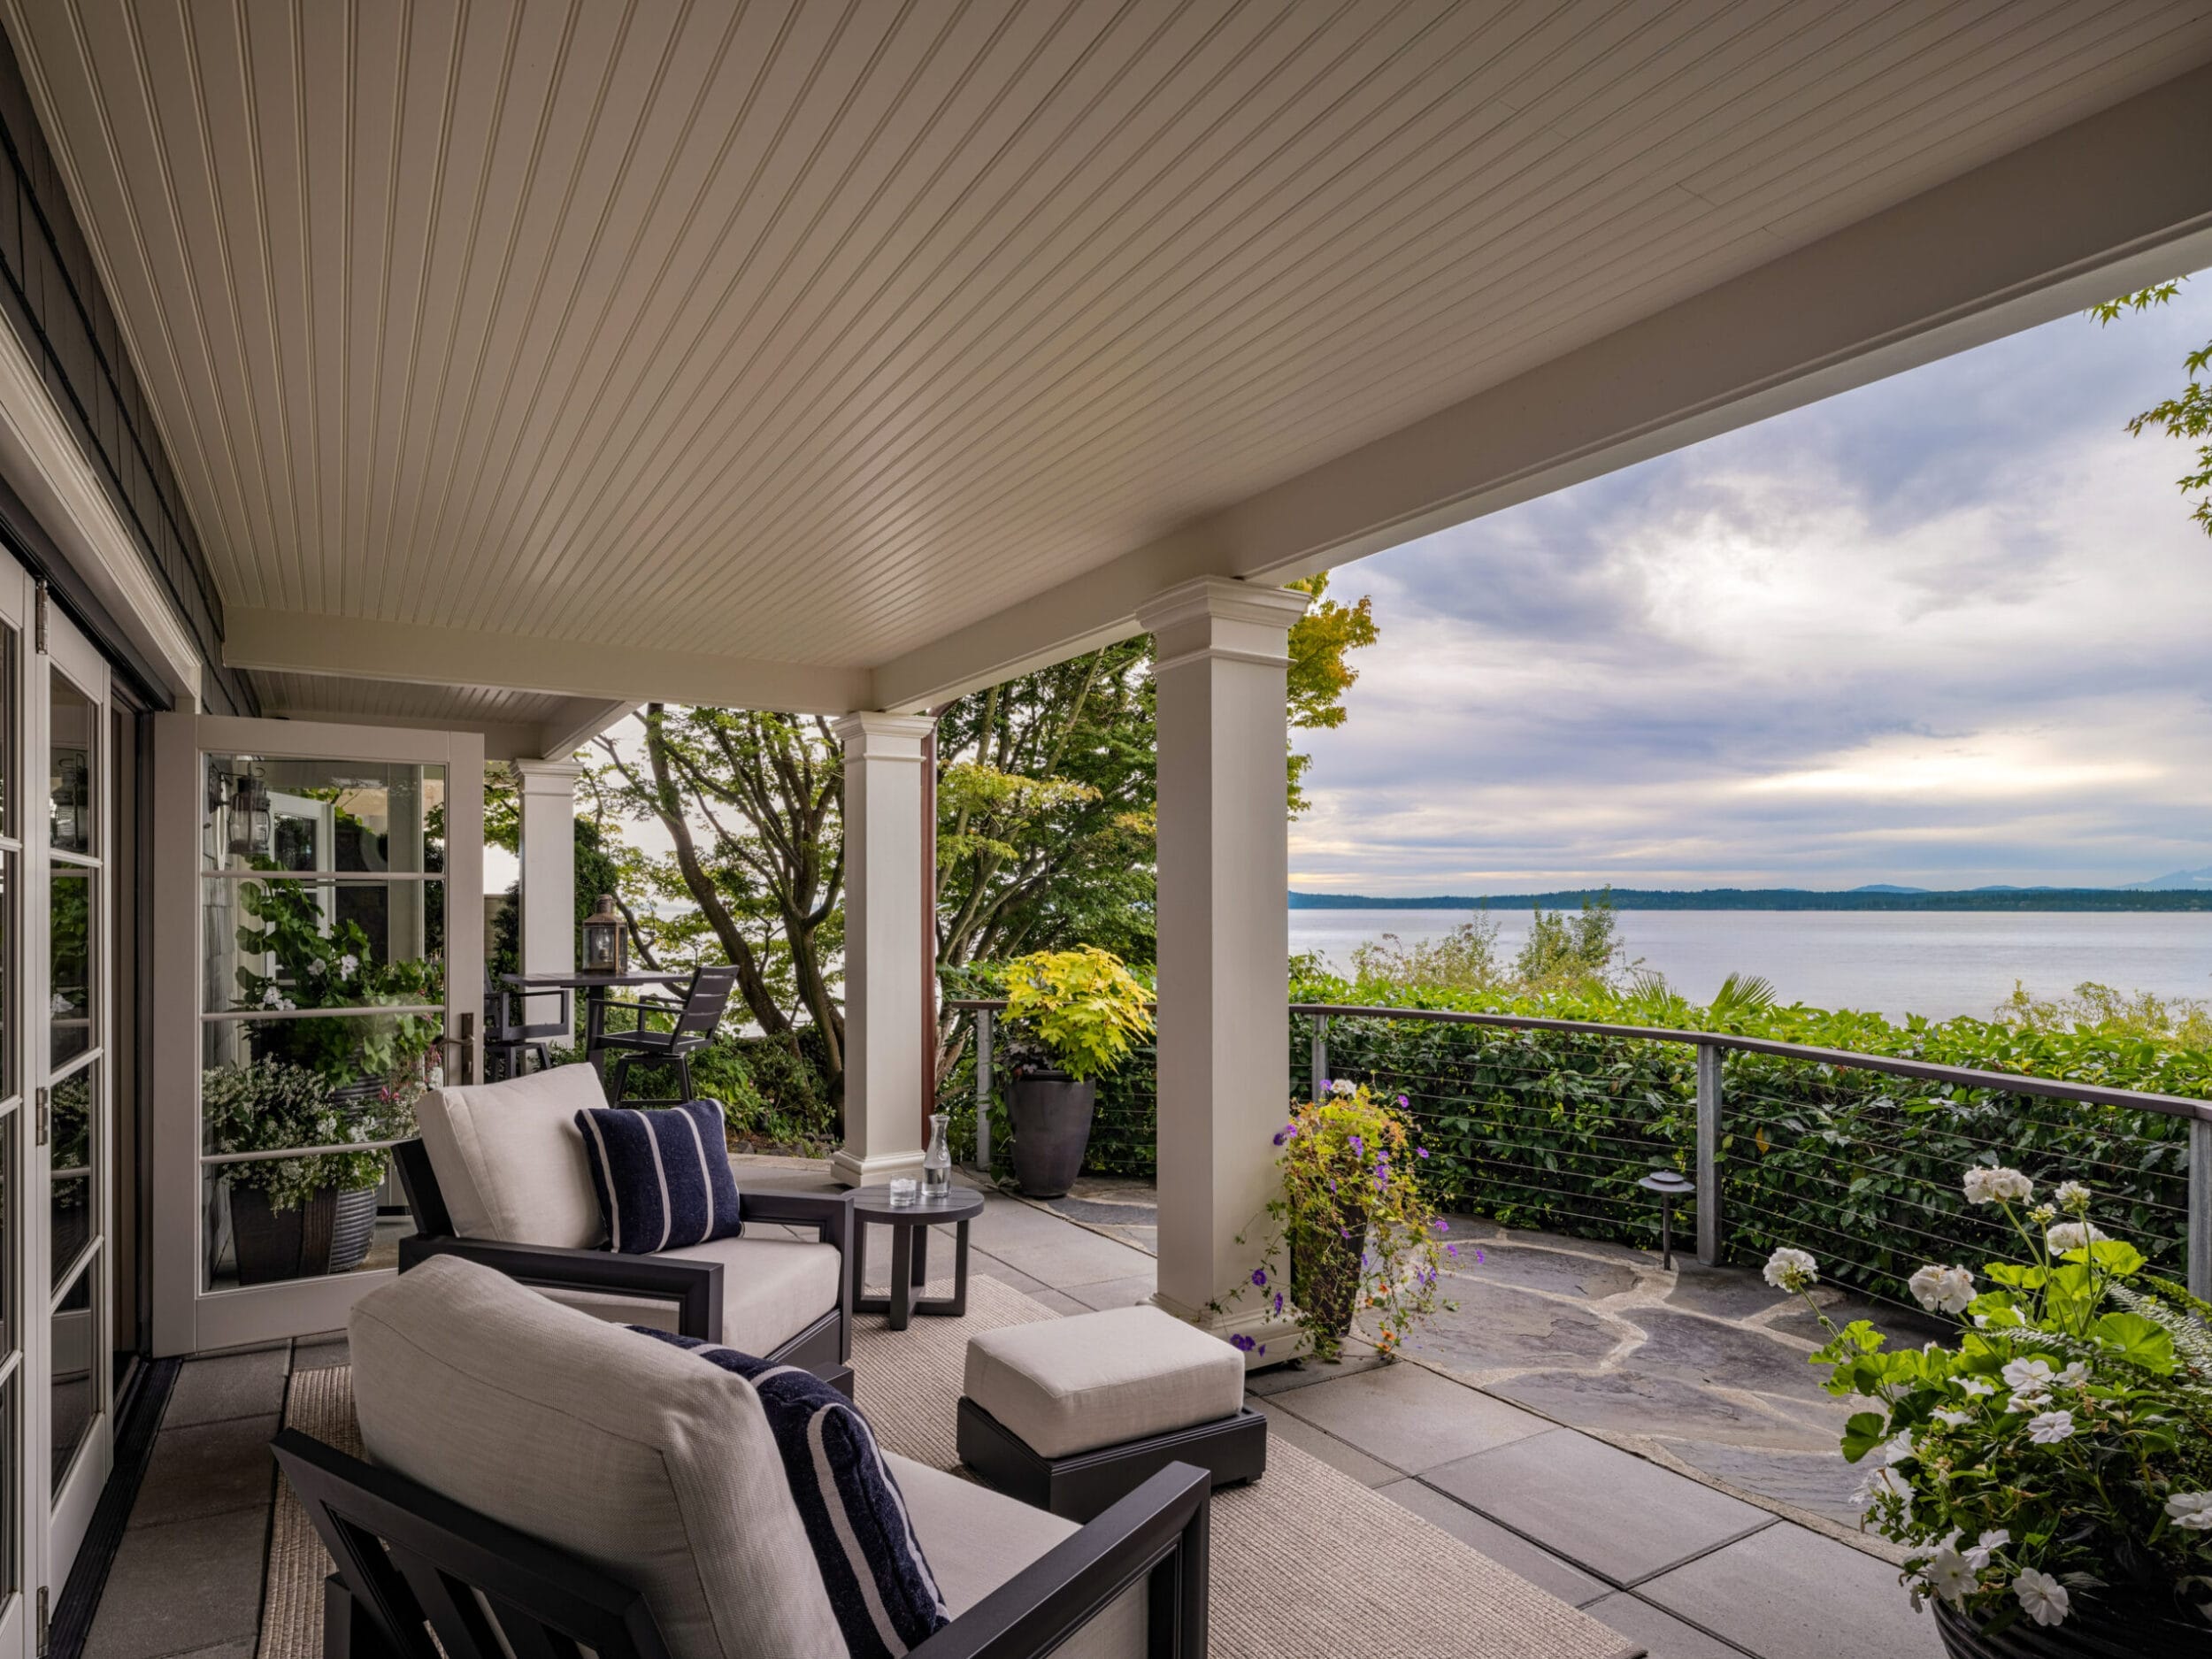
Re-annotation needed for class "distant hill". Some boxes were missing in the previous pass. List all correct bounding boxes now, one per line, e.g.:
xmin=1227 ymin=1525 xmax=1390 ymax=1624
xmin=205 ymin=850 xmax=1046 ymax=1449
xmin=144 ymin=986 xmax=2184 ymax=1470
xmin=2122 ymin=865 xmax=2212 ymax=891
xmin=1289 ymin=887 xmax=2212 ymax=912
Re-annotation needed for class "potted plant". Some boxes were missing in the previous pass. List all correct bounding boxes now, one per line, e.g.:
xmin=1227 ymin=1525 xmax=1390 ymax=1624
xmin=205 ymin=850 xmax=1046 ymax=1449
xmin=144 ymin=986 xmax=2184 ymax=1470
xmin=998 ymin=946 xmax=1153 ymax=1197
xmin=1218 ymin=1080 xmax=1462 ymax=1363
xmin=204 ymin=1059 xmax=416 ymax=1284
xmin=1767 ymin=1171 xmax=2212 ymax=1654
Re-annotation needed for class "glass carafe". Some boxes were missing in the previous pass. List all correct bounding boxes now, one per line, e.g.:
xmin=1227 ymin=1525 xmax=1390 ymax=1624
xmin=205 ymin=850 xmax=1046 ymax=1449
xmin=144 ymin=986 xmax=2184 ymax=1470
xmin=922 ymin=1110 xmax=952 ymax=1202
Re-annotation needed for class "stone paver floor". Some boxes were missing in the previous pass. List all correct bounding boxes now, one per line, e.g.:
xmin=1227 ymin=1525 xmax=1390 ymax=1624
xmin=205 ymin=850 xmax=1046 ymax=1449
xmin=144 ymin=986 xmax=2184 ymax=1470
xmin=88 ymin=1160 xmax=1948 ymax=1659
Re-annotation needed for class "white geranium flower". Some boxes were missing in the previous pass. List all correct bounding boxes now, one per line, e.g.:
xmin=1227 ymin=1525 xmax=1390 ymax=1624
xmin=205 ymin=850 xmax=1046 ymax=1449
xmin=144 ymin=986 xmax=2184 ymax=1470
xmin=48 ymin=992 xmax=70 ymax=1014
xmin=1963 ymin=1166 xmax=2033 ymax=1205
xmin=1908 ymin=1263 xmax=1976 ymax=1315
xmin=1763 ymin=1247 xmax=1818 ymax=1293
xmin=1853 ymin=1465 xmax=1908 ymax=1506
xmin=2166 ymin=1492 xmax=2212 ymax=1530
xmin=260 ymin=984 xmax=285 ymax=1008
xmin=2027 ymin=1202 xmax=2057 ymax=1225
xmin=1957 ymin=1378 xmax=1996 ymax=1397
xmin=1878 ymin=1431 xmax=1917 ymax=1466
xmin=2008 ymin=1391 xmax=2050 ymax=1414
xmin=2013 ymin=1568 xmax=2070 ymax=1626
xmin=339 ymin=951 xmax=361 ymax=977
xmin=2054 ymin=1179 xmax=2091 ymax=1212
xmin=2001 ymin=1358 xmax=2056 ymax=1392
xmin=2045 ymin=1220 xmax=2108 ymax=1254
xmin=2057 ymin=1362 xmax=2089 ymax=1388
xmin=1919 ymin=1546 xmax=1978 ymax=1607
xmin=2026 ymin=1410 xmax=2076 ymax=1444
xmin=1933 ymin=1408 xmax=1972 ymax=1427
xmin=306 ymin=957 xmax=326 ymax=976
xmin=1962 ymin=1530 xmax=2009 ymax=1570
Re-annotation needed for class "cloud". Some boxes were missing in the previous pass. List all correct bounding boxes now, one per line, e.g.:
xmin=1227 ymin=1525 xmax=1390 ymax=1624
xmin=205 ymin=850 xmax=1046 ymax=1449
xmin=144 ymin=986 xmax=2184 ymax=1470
xmin=1295 ymin=275 xmax=2212 ymax=893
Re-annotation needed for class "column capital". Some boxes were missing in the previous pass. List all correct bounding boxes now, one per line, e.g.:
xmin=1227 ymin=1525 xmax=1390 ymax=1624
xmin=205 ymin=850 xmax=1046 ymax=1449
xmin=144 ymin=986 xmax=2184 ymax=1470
xmin=832 ymin=710 xmax=935 ymax=760
xmin=513 ymin=755 xmax=587 ymax=786
xmin=1136 ymin=576 xmax=1312 ymax=673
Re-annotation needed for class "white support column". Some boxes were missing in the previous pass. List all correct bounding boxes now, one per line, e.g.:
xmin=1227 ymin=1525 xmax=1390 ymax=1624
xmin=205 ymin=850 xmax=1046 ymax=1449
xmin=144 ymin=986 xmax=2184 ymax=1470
xmin=1137 ymin=578 xmax=1312 ymax=1351
xmin=831 ymin=712 xmax=936 ymax=1187
xmin=516 ymin=757 xmax=585 ymax=1039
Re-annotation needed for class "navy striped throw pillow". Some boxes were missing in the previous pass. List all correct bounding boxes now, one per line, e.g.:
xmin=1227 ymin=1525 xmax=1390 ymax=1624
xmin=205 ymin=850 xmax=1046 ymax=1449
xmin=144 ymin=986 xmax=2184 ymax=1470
xmin=573 ymin=1101 xmax=743 ymax=1254
xmin=629 ymin=1328 xmax=950 ymax=1658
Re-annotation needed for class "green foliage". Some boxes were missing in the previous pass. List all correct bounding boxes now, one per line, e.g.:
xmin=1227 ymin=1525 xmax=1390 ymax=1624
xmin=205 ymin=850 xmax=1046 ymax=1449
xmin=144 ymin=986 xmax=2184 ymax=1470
xmin=1780 ymin=1188 xmax=2212 ymax=1630
xmin=1994 ymin=979 xmax=2212 ymax=1048
xmin=2091 ymin=279 xmax=2211 ymax=537
xmin=1345 ymin=916 xmax=1508 ymax=992
xmin=202 ymin=1059 xmax=414 ymax=1210
xmin=231 ymin=878 xmax=443 ymax=1087
xmin=1511 ymin=888 xmax=1632 ymax=987
xmin=1215 ymin=1082 xmax=1455 ymax=1363
xmin=1002 ymin=947 xmax=1155 ymax=1082
xmin=1284 ymin=573 xmax=1380 ymax=816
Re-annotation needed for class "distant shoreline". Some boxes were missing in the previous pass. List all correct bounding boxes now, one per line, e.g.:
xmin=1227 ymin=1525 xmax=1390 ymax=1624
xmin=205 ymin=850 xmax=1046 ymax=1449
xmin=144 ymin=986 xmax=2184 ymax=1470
xmin=1289 ymin=888 xmax=2212 ymax=913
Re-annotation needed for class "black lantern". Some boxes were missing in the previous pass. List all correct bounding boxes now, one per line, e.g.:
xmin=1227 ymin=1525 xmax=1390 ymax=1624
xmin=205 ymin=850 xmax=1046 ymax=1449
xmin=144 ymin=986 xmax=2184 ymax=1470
xmin=581 ymin=894 xmax=625 ymax=975
xmin=227 ymin=764 xmax=272 ymax=858
xmin=51 ymin=749 xmax=88 ymax=850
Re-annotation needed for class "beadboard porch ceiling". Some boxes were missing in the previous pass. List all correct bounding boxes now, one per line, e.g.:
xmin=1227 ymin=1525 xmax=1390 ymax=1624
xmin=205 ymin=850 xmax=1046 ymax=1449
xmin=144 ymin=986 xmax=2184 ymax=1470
xmin=5 ymin=1 xmax=2212 ymax=716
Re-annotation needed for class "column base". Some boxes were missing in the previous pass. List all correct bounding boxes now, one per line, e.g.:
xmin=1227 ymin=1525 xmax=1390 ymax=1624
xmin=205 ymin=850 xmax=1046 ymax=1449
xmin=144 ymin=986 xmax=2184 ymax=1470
xmin=829 ymin=1146 xmax=927 ymax=1188
xmin=1148 ymin=1289 xmax=1311 ymax=1367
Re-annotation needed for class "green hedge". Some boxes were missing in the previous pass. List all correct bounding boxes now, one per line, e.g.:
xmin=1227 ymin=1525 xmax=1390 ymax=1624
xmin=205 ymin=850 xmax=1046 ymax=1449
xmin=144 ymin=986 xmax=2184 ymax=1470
xmin=936 ymin=986 xmax=2206 ymax=1302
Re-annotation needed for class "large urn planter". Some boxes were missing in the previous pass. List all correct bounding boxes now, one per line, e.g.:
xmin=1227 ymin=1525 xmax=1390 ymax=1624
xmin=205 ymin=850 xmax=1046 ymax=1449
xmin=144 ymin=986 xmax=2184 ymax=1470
xmin=1291 ymin=1202 xmax=1367 ymax=1348
xmin=1008 ymin=1070 xmax=1096 ymax=1197
xmin=230 ymin=1183 xmax=339 ymax=1286
xmin=1935 ymin=1596 xmax=2212 ymax=1658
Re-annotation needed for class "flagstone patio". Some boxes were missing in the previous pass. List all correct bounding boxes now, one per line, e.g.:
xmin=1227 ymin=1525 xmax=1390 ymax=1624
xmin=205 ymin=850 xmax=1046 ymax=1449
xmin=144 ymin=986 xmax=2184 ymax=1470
xmin=84 ymin=1161 xmax=1946 ymax=1659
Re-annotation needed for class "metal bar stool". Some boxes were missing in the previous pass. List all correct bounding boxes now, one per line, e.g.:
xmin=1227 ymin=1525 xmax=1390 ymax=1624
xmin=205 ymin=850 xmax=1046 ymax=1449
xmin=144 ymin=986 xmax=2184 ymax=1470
xmin=593 ymin=964 xmax=739 ymax=1103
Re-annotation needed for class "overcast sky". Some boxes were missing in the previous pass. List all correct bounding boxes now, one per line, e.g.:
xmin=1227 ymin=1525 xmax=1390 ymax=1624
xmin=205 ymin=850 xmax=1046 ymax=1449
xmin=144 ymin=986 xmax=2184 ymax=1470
xmin=1290 ymin=273 xmax=2212 ymax=897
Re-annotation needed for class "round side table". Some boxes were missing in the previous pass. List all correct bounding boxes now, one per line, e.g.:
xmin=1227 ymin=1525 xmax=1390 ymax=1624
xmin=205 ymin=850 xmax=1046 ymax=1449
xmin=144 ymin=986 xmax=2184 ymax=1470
xmin=848 ymin=1185 xmax=986 ymax=1332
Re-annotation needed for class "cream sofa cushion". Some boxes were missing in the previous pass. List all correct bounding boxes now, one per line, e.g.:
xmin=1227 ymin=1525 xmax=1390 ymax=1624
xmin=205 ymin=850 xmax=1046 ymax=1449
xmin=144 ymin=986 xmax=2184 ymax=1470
xmin=417 ymin=1065 xmax=607 ymax=1246
xmin=888 ymin=1454 xmax=1143 ymax=1659
xmin=349 ymin=1255 xmax=846 ymax=1659
xmin=964 ymin=1304 xmax=1245 ymax=1459
xmin=547 ymin=1235 xmax=842 ymax=1353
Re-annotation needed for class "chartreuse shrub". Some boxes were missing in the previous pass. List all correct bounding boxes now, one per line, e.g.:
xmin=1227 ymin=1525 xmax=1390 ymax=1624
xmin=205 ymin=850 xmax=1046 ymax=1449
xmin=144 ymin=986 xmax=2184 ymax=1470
xmin=1770 ymin=1173 xmax=2212 ymax=1635
xmin=1002 ymin=946 xmax=1154 ymax=1080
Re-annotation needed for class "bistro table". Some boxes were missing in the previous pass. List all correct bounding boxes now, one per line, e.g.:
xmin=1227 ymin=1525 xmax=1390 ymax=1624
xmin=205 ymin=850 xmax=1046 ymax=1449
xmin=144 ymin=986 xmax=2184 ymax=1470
xmin=848 ymin=1185 xmax=986 ymax=1332
xmin=500 ymin=971 xmax=691 ymax=1086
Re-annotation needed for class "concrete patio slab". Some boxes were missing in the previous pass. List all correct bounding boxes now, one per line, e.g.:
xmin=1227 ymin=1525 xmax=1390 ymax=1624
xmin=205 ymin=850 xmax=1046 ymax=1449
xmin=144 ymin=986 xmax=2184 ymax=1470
xmin=159 ymin=1348 xmax=287 ymax=1428
xmin=1427 ymin=1427 xmax=1773 ymax=1585
xmin=1657 ymin=1441 xmax=1872 ymax=1527
xmin=1378 ymin=1479 xmax=1611 ymax=1608
xmin=84 ymin=1506 xmax=269 ymax=1659
xmin=1248 ymin=1395 xmax=1400 ymax=1486
xmin=1268 ymin=1361 xmax=1550 ymax=1472
xmin=126 ymin=1413 xmax=278 ymax=1529
xmin=1061 ymin=1271 xmax=1159 ymax=1311
xmin=1582 ymin=1593 xmax=1746 ymax=1659
xmin=1640 ymin=1522 xmax=1944 ymax=1658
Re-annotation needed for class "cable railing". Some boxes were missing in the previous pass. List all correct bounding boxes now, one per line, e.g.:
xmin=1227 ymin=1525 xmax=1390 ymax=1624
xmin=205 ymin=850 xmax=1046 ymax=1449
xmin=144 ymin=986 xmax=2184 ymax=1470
xmin=941 ymin=997 xmax=2212 ymax=1302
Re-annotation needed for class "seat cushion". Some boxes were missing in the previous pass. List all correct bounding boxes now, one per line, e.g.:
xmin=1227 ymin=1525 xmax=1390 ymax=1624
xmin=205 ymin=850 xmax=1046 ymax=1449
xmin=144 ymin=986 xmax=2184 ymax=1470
xmin=964 ymin=1304 xmax=1245 ymax=1459
xmin=349 ymin=1255 xmax=846 ymax=1659
xmin=887 ymin=1455 xmax=1143 ymax=1659
xmin=576 ymin=1101 xmax=744 ymax=1253
xmin=636 ymin=1331 xmax=949 ymax=1658
xmin=417 ymin=1065 xmax=608 ymax=1247
xmin=548 ymin=1235 xmax=843 ymax=1355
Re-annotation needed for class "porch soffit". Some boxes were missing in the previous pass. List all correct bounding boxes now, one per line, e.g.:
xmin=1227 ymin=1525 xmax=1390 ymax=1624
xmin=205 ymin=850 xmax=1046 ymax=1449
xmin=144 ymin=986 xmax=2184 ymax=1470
xmin=3 ymin=2 xmax=2210 ymax=719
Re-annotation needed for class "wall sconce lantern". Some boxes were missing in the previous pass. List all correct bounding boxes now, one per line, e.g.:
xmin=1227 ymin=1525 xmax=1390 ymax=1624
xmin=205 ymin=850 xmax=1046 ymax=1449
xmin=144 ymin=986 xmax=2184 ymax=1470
xmin=581 ymin=894 xmax=626 ymax=975
xmin=227 ymin=764 xmax=273 ymax=858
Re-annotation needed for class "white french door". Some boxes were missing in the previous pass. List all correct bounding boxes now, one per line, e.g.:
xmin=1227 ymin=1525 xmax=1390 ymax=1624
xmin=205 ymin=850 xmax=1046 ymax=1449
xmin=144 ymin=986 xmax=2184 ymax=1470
xmin=150 ymin=716 xmax=481 ymax=1356
xmin=0 ymin=566 xmax=116 ymax=1659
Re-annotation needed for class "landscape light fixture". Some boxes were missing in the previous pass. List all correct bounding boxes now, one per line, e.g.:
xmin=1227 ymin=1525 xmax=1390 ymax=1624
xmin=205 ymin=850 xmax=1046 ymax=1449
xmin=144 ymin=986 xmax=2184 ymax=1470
xmin=1638 ymin=1168 xmax=1697 ymax=1271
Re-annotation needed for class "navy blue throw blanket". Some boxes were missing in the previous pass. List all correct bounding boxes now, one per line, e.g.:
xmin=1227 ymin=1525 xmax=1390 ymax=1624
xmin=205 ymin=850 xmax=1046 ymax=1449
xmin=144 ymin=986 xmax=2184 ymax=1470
xmin=628 ymin=1328 xmax=951 ymax=1656
xmin=574 ymin=1101 xmax=743 ymax=1254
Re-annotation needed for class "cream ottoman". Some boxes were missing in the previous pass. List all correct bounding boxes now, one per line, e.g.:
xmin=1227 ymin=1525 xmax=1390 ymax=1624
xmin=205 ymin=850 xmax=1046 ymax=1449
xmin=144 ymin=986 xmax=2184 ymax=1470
xmin=957 ymin=1304 xmax=1267 ymax=1520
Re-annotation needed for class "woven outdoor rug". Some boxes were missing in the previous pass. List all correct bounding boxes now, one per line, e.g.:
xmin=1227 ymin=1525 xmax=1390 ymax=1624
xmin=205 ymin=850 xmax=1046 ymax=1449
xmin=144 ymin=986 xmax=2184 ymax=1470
xmin=265 ymin=1276 xmax=1637 ymax=1659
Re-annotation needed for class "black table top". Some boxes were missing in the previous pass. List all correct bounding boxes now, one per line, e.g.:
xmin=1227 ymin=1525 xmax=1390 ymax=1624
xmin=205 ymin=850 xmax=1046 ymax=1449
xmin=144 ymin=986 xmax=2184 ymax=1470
xmin=501 ymin=971 xmax=689 ymax=989
xmin=848 ymin=1183 xmax=985 ymax=1222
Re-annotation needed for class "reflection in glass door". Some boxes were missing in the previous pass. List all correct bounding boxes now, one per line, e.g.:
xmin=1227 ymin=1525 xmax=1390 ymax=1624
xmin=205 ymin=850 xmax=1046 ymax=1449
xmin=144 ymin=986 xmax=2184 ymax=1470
xmin=152 ymin=719 xmax=482 ymax=1355
xmin=36 ymin=605 xmax=111 ymax=1601
xmin=0 ymin=609 xmax=20 ymax=1659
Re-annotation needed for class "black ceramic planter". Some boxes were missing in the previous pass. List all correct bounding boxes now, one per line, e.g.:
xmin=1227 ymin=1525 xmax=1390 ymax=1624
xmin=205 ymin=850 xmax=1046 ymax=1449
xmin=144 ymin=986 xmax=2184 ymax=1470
xmin=326 ymin=1183 xmax=380 ymax=1274
xmin=1008 ymin=1071 xmax=1096 ymax=1197
xmin=1935 ymin=1594 xmax=2212 ymax=1658
xmin=231 ymin=1182 xmax=338 ymax=1286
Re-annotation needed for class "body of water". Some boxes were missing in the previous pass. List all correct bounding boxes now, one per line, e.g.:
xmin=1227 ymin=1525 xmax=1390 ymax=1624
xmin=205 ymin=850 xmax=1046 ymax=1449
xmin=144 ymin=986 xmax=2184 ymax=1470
xmin=1289 ymin=908 xmax=2212 ymax=1022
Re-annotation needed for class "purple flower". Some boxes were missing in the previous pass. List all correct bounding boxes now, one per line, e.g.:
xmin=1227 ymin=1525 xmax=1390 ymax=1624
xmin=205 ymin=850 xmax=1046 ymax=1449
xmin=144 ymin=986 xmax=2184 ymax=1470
xmin=1348 ymin=1134 xmax=1364 ymax=1154
xmin=1250 ymin=1267 xmax=1268 ymax=1287
xmin=1257 ymin=1345 xmax=1266 ymax=1356
xmin=1395 ymin=1094 xmax=1409 ymax=1107
xmin=1475 ymin=1248 xmax=1486 ymax=1264
xmin=1272 ymin=1291 xmax=1284 ymax=1315
xmin=1433 ymin=1219 xmax=1450 ymax=1233
xmin=1230 ymin=1333 xmax=1256 ymax=1352
xmin=1417 ymin=1147 xmax=1430 ymax=1159
xmin=1271 ymin=1130 xmax=1286 ymax=1146
xmin=1446 ymin=1243 xmax=1458 ymax=1258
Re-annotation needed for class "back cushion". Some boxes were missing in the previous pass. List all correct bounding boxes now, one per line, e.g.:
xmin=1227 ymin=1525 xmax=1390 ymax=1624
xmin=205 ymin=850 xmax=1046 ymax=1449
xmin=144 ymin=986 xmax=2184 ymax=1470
xmin=577 ymin=1101 xmax=745 ymax=1253
xmin=417 ymin=1065 xmax=607 ymax=1245
xmin=350 ymin=1256 xmax=846 ymax=1659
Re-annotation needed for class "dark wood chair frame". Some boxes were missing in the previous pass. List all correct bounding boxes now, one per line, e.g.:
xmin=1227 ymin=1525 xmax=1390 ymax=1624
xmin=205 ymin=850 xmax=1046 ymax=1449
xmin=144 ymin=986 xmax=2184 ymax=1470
xmin=392 ymin=1136 xmax=856 ymax=1393
xmin=592 ymin=964 xmax=740 ymax=1104
xmin=273 ymin=1427 xmax=1211 ymax=1659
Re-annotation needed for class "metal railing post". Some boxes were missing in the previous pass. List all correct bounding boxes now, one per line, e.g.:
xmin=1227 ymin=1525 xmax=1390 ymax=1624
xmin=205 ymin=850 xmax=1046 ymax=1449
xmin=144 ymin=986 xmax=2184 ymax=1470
xmin=1311 ymin=1014 xmax=1329 ymax=1099
xmin=974 ymin=1007 xmax=995 ymax=1174
xmin=1695 ymin=1041 xmax=1722 ymax=1267
xmin=2191 ymin=1115 xmax=2210 ymax=1302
